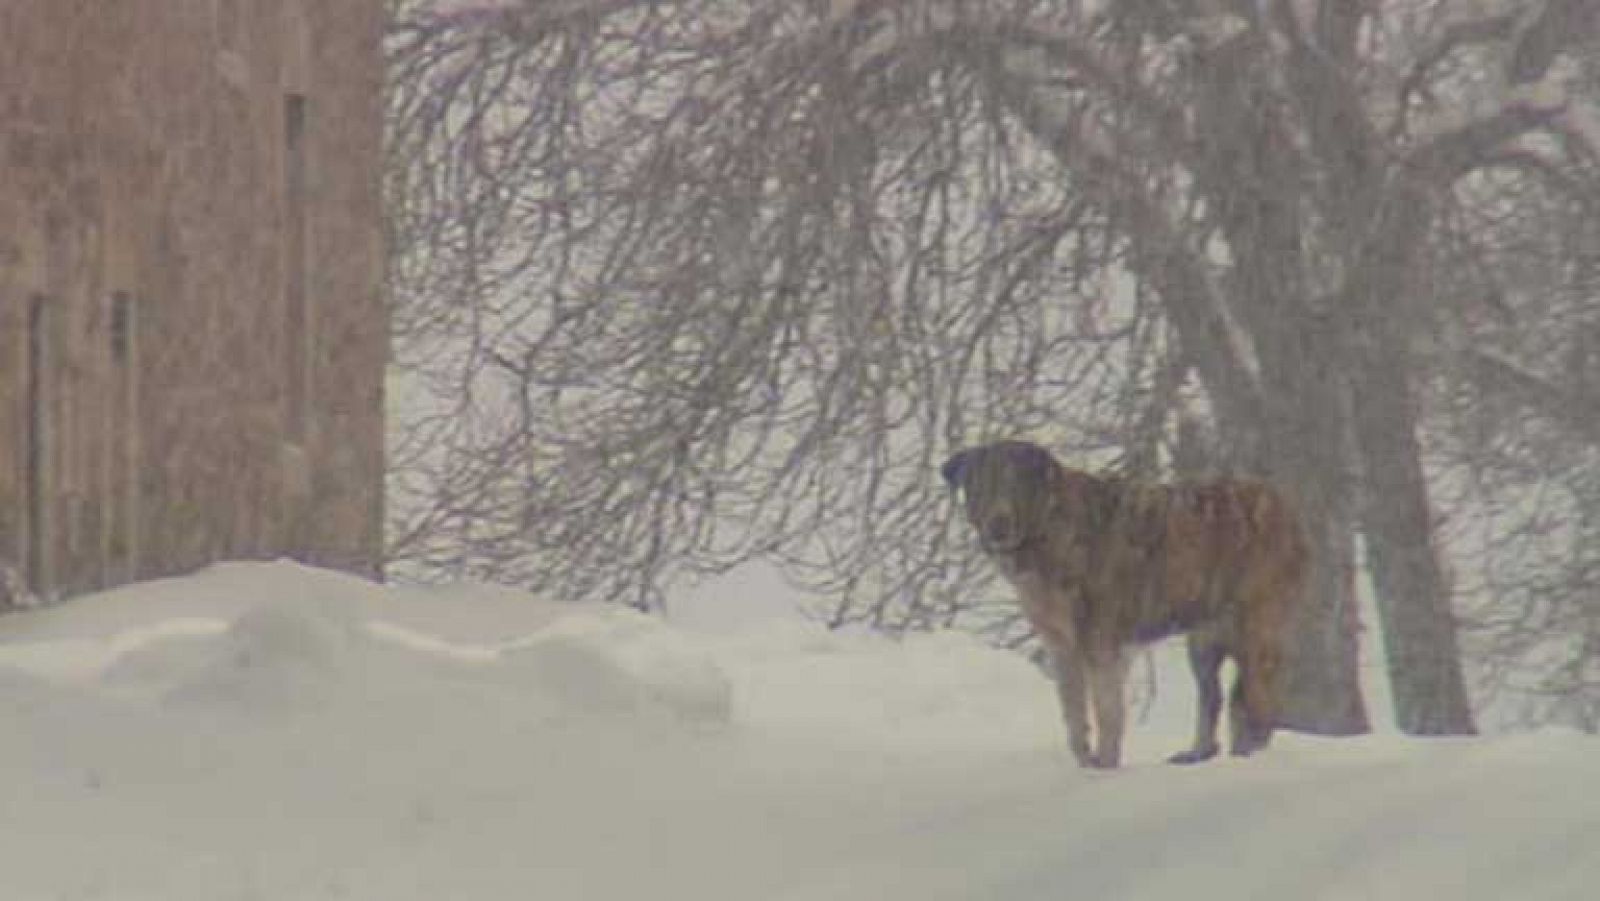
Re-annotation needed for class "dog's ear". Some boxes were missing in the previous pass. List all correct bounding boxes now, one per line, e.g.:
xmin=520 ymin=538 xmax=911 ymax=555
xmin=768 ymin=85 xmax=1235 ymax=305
xmin=941 ymin=449 xmax=974 ymax=490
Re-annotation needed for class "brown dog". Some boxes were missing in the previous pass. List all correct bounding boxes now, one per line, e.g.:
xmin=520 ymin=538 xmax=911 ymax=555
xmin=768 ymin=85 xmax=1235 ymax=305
xmin=942 ymin=440 xmax=1306 ymax=768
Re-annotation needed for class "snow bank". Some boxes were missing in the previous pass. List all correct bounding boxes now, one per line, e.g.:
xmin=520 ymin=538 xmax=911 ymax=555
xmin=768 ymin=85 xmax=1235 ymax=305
xmin=0 ymin=562 xmax=1595 ymax=900
xmin=713 ymin=621 xmax=1061 ymax=758
xmin=496 ymin=607 xmax=733 ymax=724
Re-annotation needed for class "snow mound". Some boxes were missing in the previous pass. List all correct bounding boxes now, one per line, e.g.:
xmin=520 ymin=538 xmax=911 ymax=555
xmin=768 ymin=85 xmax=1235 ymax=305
xmin=79 ymin=567 xmax=733 ymax=725
xmin=500 ymin=607 xmax=732 ymax=725
xmin=120 ymin=596 xmax=368 ymax=713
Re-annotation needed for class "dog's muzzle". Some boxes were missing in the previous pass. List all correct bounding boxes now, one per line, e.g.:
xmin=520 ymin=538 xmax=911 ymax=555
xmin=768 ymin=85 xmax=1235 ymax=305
xmin=980 ymin=512 xmax=1027 ymax=553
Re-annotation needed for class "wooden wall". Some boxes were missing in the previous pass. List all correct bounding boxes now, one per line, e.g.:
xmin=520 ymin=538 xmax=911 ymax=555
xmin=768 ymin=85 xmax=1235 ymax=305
xmin=0 ymin=0 xmax=386 ymax=603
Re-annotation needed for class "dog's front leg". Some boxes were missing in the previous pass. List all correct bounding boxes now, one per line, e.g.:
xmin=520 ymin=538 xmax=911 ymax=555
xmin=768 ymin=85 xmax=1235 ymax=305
xmin=1084 ymin=644 xmax=1129 ymax=769
xmin=1047 ymin=642 xmax=1094 ymax=767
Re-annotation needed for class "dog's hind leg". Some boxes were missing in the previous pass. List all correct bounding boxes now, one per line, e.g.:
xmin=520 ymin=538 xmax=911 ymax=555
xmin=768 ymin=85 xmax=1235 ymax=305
xmin=1229 ymin=643 xmax=1278 ymax=757
xmin=1230 ymin=574 xmax=1287 ymax=757
xmin=1169 ymin=632 xmax=1224 ymax=764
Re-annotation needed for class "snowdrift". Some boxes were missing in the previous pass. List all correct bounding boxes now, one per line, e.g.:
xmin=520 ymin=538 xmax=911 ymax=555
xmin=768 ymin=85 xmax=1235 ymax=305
xmin=0 ymin=562 xmax=1595 ymax=900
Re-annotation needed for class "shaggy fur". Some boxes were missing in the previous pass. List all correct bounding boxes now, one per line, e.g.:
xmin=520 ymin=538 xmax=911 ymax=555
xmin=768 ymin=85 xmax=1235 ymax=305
xmin=942 ymin=440 xmax=1307 ymax=769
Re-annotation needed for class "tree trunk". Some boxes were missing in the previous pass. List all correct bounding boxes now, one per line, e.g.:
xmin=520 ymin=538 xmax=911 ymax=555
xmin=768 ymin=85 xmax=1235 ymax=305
xmin=1275 ymin=455 xmax=1370 ymax=734
xmin=1254 ymin=372 xmax=1371 ymax=736
xmin=1350 ymin=338 xmax=1477 ymax=734
xmin=1181 ymin=37 xmax=1370 ymax=735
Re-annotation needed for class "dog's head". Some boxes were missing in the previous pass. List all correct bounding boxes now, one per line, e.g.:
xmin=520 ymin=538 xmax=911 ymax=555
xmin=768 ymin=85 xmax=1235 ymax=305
xmin=941 ymin=440 xmax=1065 ymax=554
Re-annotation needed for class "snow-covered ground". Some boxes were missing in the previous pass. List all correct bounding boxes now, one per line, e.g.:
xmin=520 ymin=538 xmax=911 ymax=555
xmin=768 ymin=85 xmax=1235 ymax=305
xmin=1 ymin=562 xmax=1595 ymax=900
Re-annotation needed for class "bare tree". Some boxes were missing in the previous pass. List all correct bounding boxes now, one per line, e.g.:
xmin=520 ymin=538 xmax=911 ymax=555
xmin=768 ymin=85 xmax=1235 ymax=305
xmin=387 ymin=0 xmax=1598 ymax=735
xmin=1423 ymin=47 xmax=1600 ymax=729
xmin=386 ymin=0 xmax=1166 ymax=625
